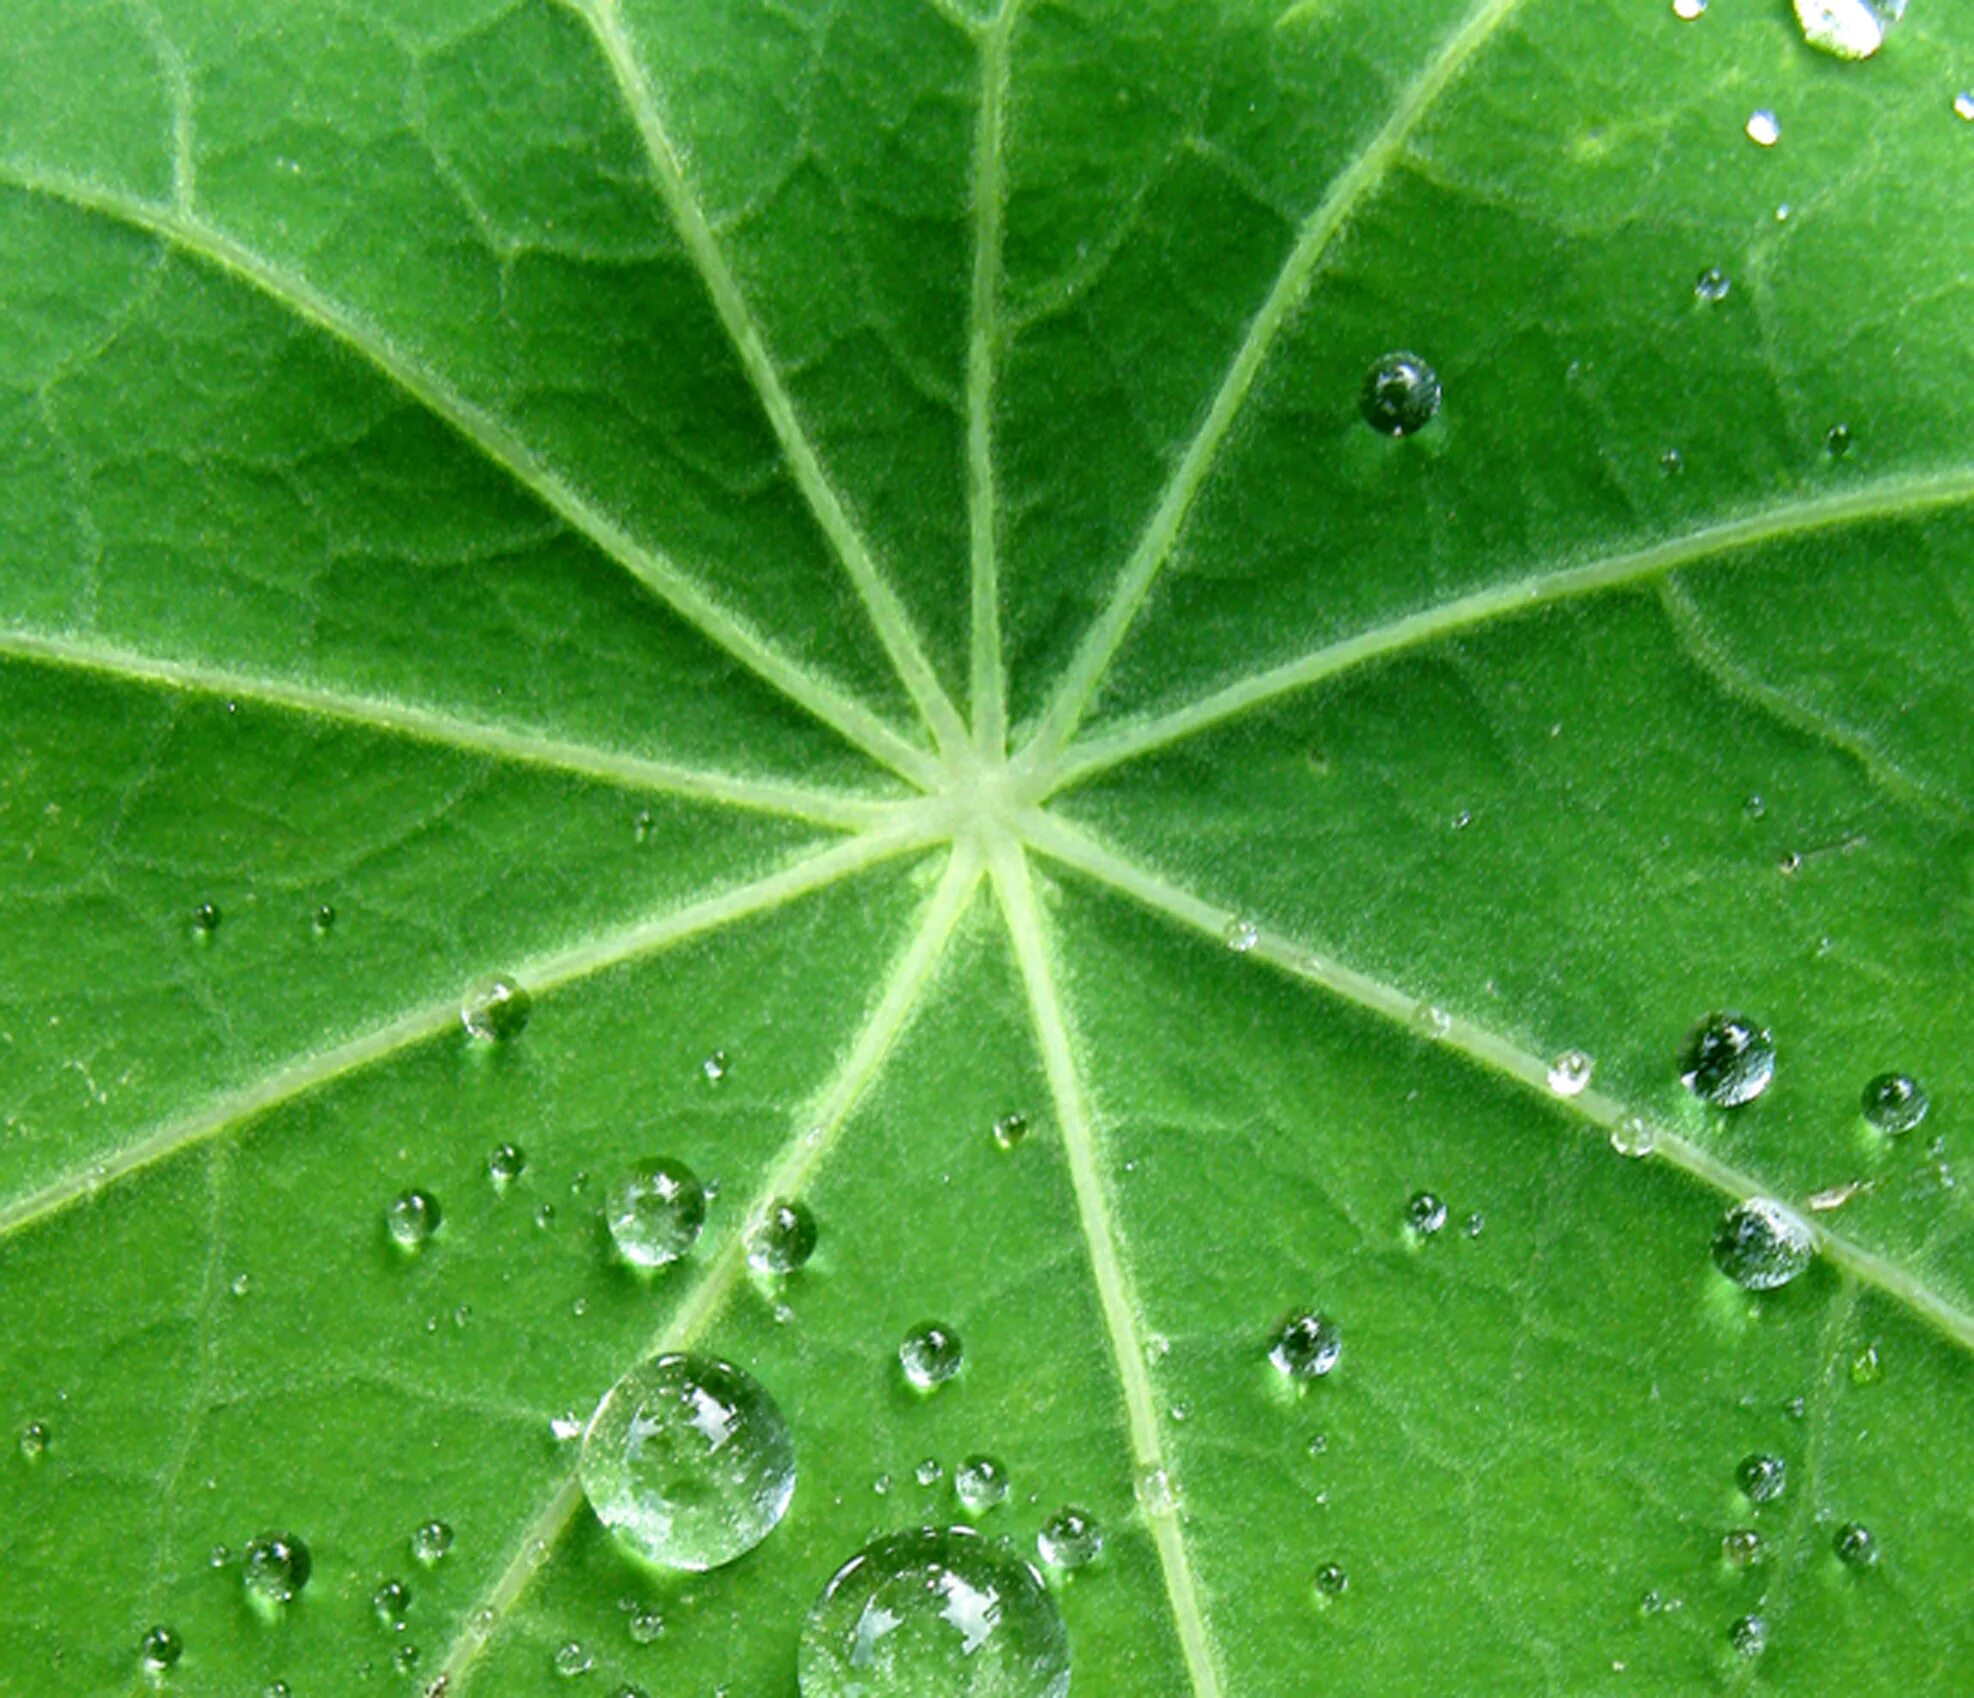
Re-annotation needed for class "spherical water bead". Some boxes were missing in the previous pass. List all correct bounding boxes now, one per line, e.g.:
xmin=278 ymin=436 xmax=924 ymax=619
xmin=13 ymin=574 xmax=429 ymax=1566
xmin=798 ymin=1526 xmax=1068 ymax=1698
xmin=386 ymin=1190 xmax=442 ymax=1251
xmin=1223 ymin=916 xmax=1259 ymax=953
xmin=242 ymin=1532 xmax=311 ymax=1608
xmin=1712 ymin=1198 xmax=1814 ymax=1290
xmin=956 ymin=1455 xmax=1009 ymax=1513
xmin=554 ymin=1641 xmax=594 ymax=1678
xmin=1611 ymin=1115 xmax=1656 ymax=1159
xmin=1359 ymin=351 xmax=1442 ymax=436
xmin=606 ymin=1158 xmax=707 ymax=1269
xmin=1694 ymin=266 xmax=1730 ymax=303
xmin=1825 ymin=422 xmax=1852 ymax=458
xmin=1313 ymin=1563 xmax=1349 ymax=1598
xmin=579 ymin=1352 xmax=796 ymax=1572
xmin=1405 ymin=1191 xmax=1448 ymax=1237
xmin=191 ymin=901 xmax=222 ymax=936
xmin=1833 ymin=1521 xmax=1878 ymax=1567
xmin=1679 ymin=1012 xmax=1776 ymax=1108
xmin=1720 ymin=1528 xmax=1763 ymax=1567
xmin=461 ymin=973 xmax=531 ymax=1042
xmin=1037 ymin=1508 xmax=1103 ymax=1572
xmin=1728 ymin=1614 xmax=1768 ymax=1658
xmin=373 ymin=1578 xmax=411 ymax=1627
xmin=488 ymin=1142 xmax=526 ymax=1186
xmin=1673 ymin=0 xmax=1706 ymax=16
xmin=1793 ymin=0 xmax=1902 ymax=60
xmin=900 ymin=1322 xmax=964 ymax=1390
xmin=1860 ymin=1072 xmax=1929 ymax=1136
xmin=1736 ymin=1453 xmax=1786 ymax=1505
xmin=746 ymin=1198 xmax=818 ymax=1276
xmin=411 ymin=1520 xmax=453 ymax=1565
xmin=19 ymin=1420 xmax=48 ymax=1459
xmin=140 ymin=1625 xmax=183 ymax=1672
xmin=1269 ymin=1310 xmax=1342 ymax=1380
xmin=1745 ymin=109 xmax=1781 ymax=148
xmin=992 ymin=1112 xmax=1030 ymax=1151
xmin=1546 ymin=1050 xmax=1594 ymax=1098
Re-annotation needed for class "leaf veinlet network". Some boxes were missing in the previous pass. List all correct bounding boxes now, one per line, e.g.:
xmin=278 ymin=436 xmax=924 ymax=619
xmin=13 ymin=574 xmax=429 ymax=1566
xmin=2 ymin=0 xmax=1971 ymax=1693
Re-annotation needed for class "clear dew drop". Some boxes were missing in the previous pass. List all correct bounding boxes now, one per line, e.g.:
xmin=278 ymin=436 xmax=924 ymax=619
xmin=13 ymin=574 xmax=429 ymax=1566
xmin=1546 ymin=1049 xmax=1594 ymax=1098
xmin=1746 ymin=109 xmax=1781 ymax=147
xmin=1711 ymin=1197 xmax=1814 ymax=1290
xmin=702 ymin=1049 xmax=730 ymax=1084
xmin=1659 ymin=447 xmax=1685 ymax=476
xmin=605 ymin=1158 xmax=707 ymax=1270
xmin=627 ymin=1608 xmax=666 ymax=1645
xmin=1834 ymin=1521 xmax=1878 ymax=1567
xmin=386 ymin=1190 xmax=442 ymax=1251
xmin=1720 ymin=1528 xmax=1764 ymax=1568
xmin=1223 ymin=916 xmax=1260 ymax=953
xmin=242 ymin=1532 xmax=311 ymax=1608
xmin=956 ymin=1455 xmax=1010 ymax=1514
xmin=1611 ymin=1115 xmax=1656 ymax=1160
xmin=1825 ymin=421 xmax=1853 ymax=458
xmin=1037 ymin=1508 xmax=1104 ymax=1572
xmin=141 ymin=1625 xmax=183 ymax=1672
xmin=373 ymin=1579 xmax=411 ymax=1628
xmin=1312 ymin=1562 xmax=1349 ymax=1599
xmin=1359 ymin=350 xmax=1442 ymax=437
xmin=992 ymin=1112 xmax=1030 ymax=1151
xmin=899 ymin=1322 xmax=964 ymax=1390
xmin=1694 ymin=266 xmax=1731 ymax=303
xmin=915 ymin=1458 xmax=944 ymax=1488
xmin=1413 ymin=1001 xmax=1453 ymax=1040
xmin=312 ymin=903 xmax=336 ymax=935
xmin=488 ymin=1142 xmax=527 ymax=1186
xmin=1679 ymin=1012 xmax=1776 ymax=1107
xmin=747 ymin=1198 xmax=819 ymax=1275
xmin=411 ymin=1520 xmax=454 ymax=1565
xmin=554 ymin=1641 xmax=594 ymax=1678
xmin=1728 ymin=1614 xmax=1769 ymax=1658
xmin=19 ymin=1420 xmax=49 ymax=1459
xmin=1736 ymin=1452 xmax=1787 ymax=1505
xmin=1793 ymin=0 xmax=1903 ymax=60
xmin=798 ymin=1525 xmax=1069 ymax=1698
xmin=1405 ymin=1191 xmax=1448 ymax=1237
xmin=1860 ymin=1072 xmax=1929 ymax=1136
xmin=1673 ymin=0 xmax=1707 ymax=16
xmin=1269 ymin=1310 xmax=1342 ymax=1380
xmin=579 ymin=1352 xmax=796 ymax=1572
xmin=461 ymin=973 xmax=531 ymax=1042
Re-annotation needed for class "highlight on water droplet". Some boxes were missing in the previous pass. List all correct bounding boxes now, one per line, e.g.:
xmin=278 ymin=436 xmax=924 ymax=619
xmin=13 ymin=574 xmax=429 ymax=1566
xmin=605 ymin=1158 xmax=707 ymax=1270
xmin=1711 ymin=1197 xmax=1814 ymax=1290
xmin=312 ymin=903 xmax=336 ymax=935
xmin=580 ymin=1352 xmax=796 ymax=1572
xmin=1611 ymin=1115 xmax=1656 ymax=1160
xmin=488 ymin=1142 xmax=526 ymax=1186
xmin=701 ymin=1049 xmax=729 ymax=1083
xmin=1135 ymin=1465 xmax=1177 ymax=1517
xmin=1956 ymin=91 xmax=1974 ymax=122
xmin=1825 ymin=421 xmax=1852 ymax=458
xmin=899 ymin=1322 xmax=964 ymax=1390
xmin=956 ymin=1455 xmax=1009 ymax=1514
xmin=242 ymin=1532 xmax=311 ymax=1609
xmin=386 ymin=1190 xmax=442 ymax=1251
xmin=1312 ymin=1562 xmax=1349 ymax=1600
xmin=1268 ymin=1309 xmax=1342 ymax=1381
xmin=1037 ymin=1507 xmax=1104 ymax=1572
xmin=1546 ymin=1050 xmax=1593 ymax=1098
xmin=1859 ymin=1072 xmax=1928 ymax=1136
xmin=992 ymin=1111 xmax=1030 ymax=1151
xmin=1720 ymin=1528 xmax=1763 ymax=1568
xmin=461 ymin=973 xmax=531 ymax=1042
xmin=1672 ymin=0 xmax=1707 ymax=17
xmin=191 ymin=901 xmax=221 ymax=936
xmin=411 ymin=1520 xmax=453 ymax=1565
xmin=553 ymin=1641 xmax=594 ymax=1678
xmin=1793 ymin=0 xmax=1902 ymax=60
xmin=1746 ymin=109 xmax=1781 ymax=147
xmin=373 ymin=1578 xmax=411 ymax=1627
xmin=19 ymin=1420 xmax=48 ymax=1460
xmin=1679 ymin=1012 xmax=1776 ymax=1107
xmin=1223 ymin=916 xmax=1260 ymax=954
xmin=1833 ymin=1521 xmax=1878 ymax=1567
xmin=141 ymin=1625 xmax=183 ymax=1672
xmin=747 ymin=1198 xmax=818 ymax=1276
xmin=1729 ymin=1613 xmax=1768 ymax=1658
xmin=1694 ymin=266 xmax=1730 ymax=303
xmin=627 ymin=1606 xmax=665 ymax=1645
xmin=1405 ymin=1191 xmax=1448 ymax=1237
xmin=1736 ymin=1452 xmax=1786 ymax=1505
xmin=1358 ymin=350 xmax=1442 ymax=437
xmin=798 ymin=1526 xmax=1069 ymax=1698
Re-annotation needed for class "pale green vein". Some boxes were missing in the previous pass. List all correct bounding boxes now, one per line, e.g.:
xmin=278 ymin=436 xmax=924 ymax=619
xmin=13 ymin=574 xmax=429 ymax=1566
xmin=1019 ymin=809 xmax=1974 ymax=1356
xmin=433 ymin=844 xmax=984 ymax=1696
xmin=567 ymin=0 xmax=972 ymax=766
xmin=0 ymin=624 xmax=896 ymax=832
xmin=1019 ymin=0 xmax=1528 ymax=767
xmin=0 ymin=820 xmax=945 ymax=1244
xmin=0 ymin=161 xmax=945 ymax=793
xmin=1047 ymin=466 xmax=1974 ymax=793
xmin=989 ymin=838 xmax=1226 ymax=1698
xmin=966 ymin=0 xmax=1017 ymax=758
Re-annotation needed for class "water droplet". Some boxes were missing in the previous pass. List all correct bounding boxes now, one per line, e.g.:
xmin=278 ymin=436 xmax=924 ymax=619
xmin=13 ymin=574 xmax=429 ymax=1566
xmin=633 ymin=808 xmax=655 ymax=844
xmin=141 ymin=1626 xmax=183 ymax=1671
xmin=1036 ymin=1507 xmax=1104 ymax=1571
xmin=19 ymin=1420 xmax=48 ymax=1459
xmin=1833 ymin=1521 xmax=1878 ymax=1567
xmin=605 ymin=1158 xmax=707 ymax=1269
xmin=627 ymin=1608 xmax=665 ymax=1644
xmin=551 ymin=1411 xmax=584 ymax=1442
xmin=1659 ymin=447 xmax=1685 ymax=476
xmin=191 ymin=901 xmax=221 ymax=935
xmin=1712 ymin=1197 xmax=1814 ymax=1290
xmin=1546 ymin=1050 xmax=1594 ymax=1098
xmin=1405 ymin=1191 xmax=1448 ymax=1237
xmin=1825 ymin=422 xmax=1852 ymax=458
xmin=487 ymin=1143 xmax=526 ymax=1186
xmin=1359 ymin=350 xmax=1442 ymax=437
xmin=914 ymin=1457 xmax=944 ymax=1488
xmin=1679 ymin=1012 xmax=1776 ymax=1107
xmin=992 ymin=1111 xmax=1030 ymax=1151
xmin=1779 ymin=850 xmax=1803 ymax=875
xmin=1268 ymin=1310 xmax=1342 ymax=1380
xmin=242 ymin=1532 xmax=311 ymax=1608
xmin=1745 ymin=109 xmax=1781 ymax=148
xmin=579 ymin=1352 xmax=796 ymax=1571
xmin=955 ymin=1455 xmax=1009 ymax=1514
xmin=1313 ymin=1562 xmax=1349 ymax=1598
xmin=229 ymin=1272 xmax=251 ymax=1298
xmin=312 ymin=904 xmax=336 ymax=934
xmin=374 ymin=1579 xmax=411 ymax=1627
xmin=1728 ymin=1614 xmax=1768 ymax=1658
xmin=1720 ymin=1528 xmax=1764 ymax=1567
xmin=1744 ymin=794 xmax=1767 ymax=819
xmin=1793 ymin=0 xmax=1903 ymax=60
xmin=1463 ymin=1210 xmax=1485 ymax=1238
xmin=1673 ymin=0 xmax=1706 ymax=17
xmin=1736 ymin=1453 xmax=1786 ymax=1505
xmin=1956 ymin=91 xmax=1974 ymax=122
xmin=746 ymin=1198 xmax=818 ymax=1276
xmin=1223 ymin=916 xmax=1260 ymax=953
xmin=1694 ymin=266 xmax=1731 ymax=303
xmin=899 ymin=1322 xmax=964 ymax=1390
xmin=386 ymin=1190 xmax=442 ymax=1251
xmin=461 ymin=974 xmax=531 ymax=1042
xmin=1611 ymin=1115 xmax=1656 ymax=1159
xmin=534 ymin=1201 xmax=557 ymax=1230
xmin=1135 ymin=1466 xmax=1176 ymax=1516
xmin=411 ymin=1520 xmax=454 ymax=1565
xmin=554 ymin=1641 xmax=594 ymax=1678
xmin=701 ymin=1049 xmax=729 ymax=1083
xmin=1849 ymin=1341 xmax=1883 ymax=1386
xmin=1860 ymin=1072 xmax=1929 ymax=1136
xmin=798 ymin=1525 xmax=1068 ymax=1698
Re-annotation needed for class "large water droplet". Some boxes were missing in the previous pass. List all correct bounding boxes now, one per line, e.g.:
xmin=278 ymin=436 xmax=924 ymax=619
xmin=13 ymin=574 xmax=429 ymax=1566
xmin=955 ymin=1455 xmax=1009 ymax=1514
xmin=747 ymin=1198 xmax=818 ymax=1275
xmin=1679 ymin=1012 xmax=1776 ymax=1107
xmin=579 ymin=1352 xmax=796 ymax=1572
xmin=798 ymin=1526 xmax=1069 ymax=1698
xmin=386 ymin=1190 xmax=442 ymax=1251
xmin=242 ymin=1532 xmax=311 ymax=1608
xmin=1859 ymin=1072 xmax=1929 ymax=1136
xmin=1833 ymin=1521 xmax=1878 ymax=1567
xmin=1269 ymin=1310 xmax=1342 ymax=1380
xmin=1359 ymin=351 xmax=1442 ymax=437
xmin=605 ymin=1158 xmax=707 ymax=1269
xmin=1793 ymin=0 xmax=1903 ymax=60
xmin=1736 ymin=1452 xmax=1786 ymax=1505
xmin=1712 ymin=1198 xmax=1814 ymax=1290
xmin=461 ymin=974 xmax=531 ymax=1042
xmin=1036 ymin=1508 xmax=1103 ymax=1572
xmin=900 ymin=1322 xmax=964 ymax=1390
xmin=141 ymin=1626 xmax=183 ymax=1671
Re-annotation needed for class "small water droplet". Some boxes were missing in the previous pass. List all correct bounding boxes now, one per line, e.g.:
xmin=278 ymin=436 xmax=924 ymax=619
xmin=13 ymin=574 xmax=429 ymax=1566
xmin=1679 ymin=1012 xmax=1776 ymax=1107
xmin=374 ymin=1579 xmax=412 ymax=1627
xmin=1694 ymin=266 xmax=1731 ymax=303
xmin=461 ymin=974 xmax=531 ymax=1042
xmin=627 ymin=1607 xmax=665 ymax=1644
xmin=386 ymin=1190 xmax=442 ymax=1251
xmin=19 ymin=1420 xmax=48 ymax=1459
xmin=1036 ymin=1507 xmax=1104 ymax=1571
xmin=1405 ymin=1191 xmax=1448 ymax=1237
xmin=899 ymin=1322 xmax=964 ymax=1390
xmin=798 ymin=1526 xmax=1068 ymax=1698
xmin=1745 ymin=109 xmax=1781 ymax=148
xmin=1673 ymin=0 xmax=1706 ymax=17
xmin=1728 ymin=1614 xmax=1768 ymax=1658
xmin=1744 ymin=794 xmax=1767 ymax=819
xmin=1833 ymin=1521 xmax=1878 ymax=1567
xmin=992 ymin=1111 xmax=1030 ymax=1150
xmin=1313 ymin=1562 xmax=1349 ymax=1598
xmin=1782 ymin=1394 xmax=1808 ymax=1420
xmin=1793 ymin=0 xmax=1902 ymax=60
xmin=701 ymin=1049 xmax=729 ymax=1083
xmin=487 ymin=1142 xmax=526 ymax=1186
xmin=1359 ymin=350 xmax=1442 ymax=436
xmin=242 ymin=1532 xmax=311 ymax=1608
xmin=1659 ymin=447 xmax=1685 ymax=476
xmin=746 ymin=1198 xmax=818 ymax=1276
xmin=956 ymin=1454 xmax=1009 ymax=1513
xmin=394 ymin=1643 xmax=422 ymax=1673
xmin=633 ymin=808 xmax=655 ymax=844
xmin=191 ymin=901 xmax=221 ymax=936
xmin=312 ymin=903 xmax=336 ymax=934
xmin=208 ymin=1544 xmax=231 ymax=1569
xmin=141 ymin=1626 xmax=183 ymax=1671
xmin=1712 ymin=1197 xmax=1814 ymax=1290
xmin=1223 ymin=916 xmax=1259 ymax=953
xmin=605 ymin=1158 xmax=707 ymax=1269
xmin=411 ymin=1520 xmax=453 ymax=1565
xmin=1736 ymin=1452 xmax=1786 ymax=1505
xmin=553 ymin=1641 xmax=594 ymax=1678
xmin=914 ymin=1457 xmax=944 ymax=1488
xmin=1611 ymin=1115 xmax=1656 ymax=1159
xmin=1720 ymin=1528 xmax=1764 ymax=1567
xmin=1462 ymin=1210 xmax=1485 ymax=1238
xmin=1849 ymin=1341 xmax=1883 ymax=1386
xmin=579 ymin=1352 xmax=796 ymax=1571
xmin=1825 ymin=421 xmax=1852 ymax=458
xmin=1413 ymin=1001 xmax=1453 ymax=1040
xmin=1135 ymin=1465 xmax=1177 ymax=1516
xmin=1546 ymin=1049 xmax=1594 ymax=1098
xmin=1860 ymin=1072 xmax=1928 ymax=1136
xmin=229 ymin=1271 xmax=251 ymax=1298
xmin=1269 ymin=1310 xmax=1342 ymax=1380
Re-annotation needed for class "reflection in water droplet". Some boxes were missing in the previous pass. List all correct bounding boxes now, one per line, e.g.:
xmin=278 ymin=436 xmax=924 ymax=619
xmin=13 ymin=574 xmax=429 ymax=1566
xmin=1729 ymin=1614 xmax=1768 ymax=1658
xmin=900 ymin=1323 xmax=964 ymax=1390
xmin=1833 ymin=1522 xmax=1878 ymax=1567
xmin=411 ymin=1520 xmax=454 ymax=1565
xmin=580 ymin=1352 xmax=796 ymax=1571
xmin=748 ymin=1198 xmax=819 ymax=1275
xmin=141 ymin=1626 xmax=183 ymax=1671
xmin=1860 ymin=1072 xmax=1928 ymax=1136
xmin=1359 ymin=351 xmax=1442 ymax=437
xmin=1793 ymin=0 xmax=1903 ymax=60
xmin=1546 ymin=1050 xmax=1594 ymax=1098
xmin=606 ymin=1159 xmax=707 ymax=1269
xmin=798 ymin=1526 xmax=1069 ymax=1698
xmin=461 ymin=973 xmax=531 ymax=1042
xmin=243 ymin=1533 xmax=311 ymax=1608
xmin=386 ymin=1190 xmax=442 ymax=1251
xmin=1679 ymin=1012 xmax=1776 ymax=1107
xmin=956 ymin=1456 xmax=1009 ymax=1514
xmin=1694 ymin=267 xmax=1730 ymax=303
xmin=1746 ymin=109 xmax=1781 ymax=147
xmin=1269 ymin=1310 xmax=1342 ymax=1380
xmin=1736 ymin=1453 xmax=1786 ymax=1505
xmin=1037 ymin=1508 xmax=1104 ymax=1571
xmin=1405 ymin=1191 xmax=1448 ymax=1237
xmin=1712 ymin=1198 xmax=1813 ymax=1290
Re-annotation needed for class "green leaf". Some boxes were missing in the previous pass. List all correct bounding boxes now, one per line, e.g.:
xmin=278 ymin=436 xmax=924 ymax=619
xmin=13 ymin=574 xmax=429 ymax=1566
xmin=2 ymin=0 xmax=1970 ymax=1692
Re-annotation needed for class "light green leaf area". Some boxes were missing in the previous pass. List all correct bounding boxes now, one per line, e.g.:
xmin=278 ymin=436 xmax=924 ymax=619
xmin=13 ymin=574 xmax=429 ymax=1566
xmin=2 ymin=0 xmax=1970 ymax=1692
